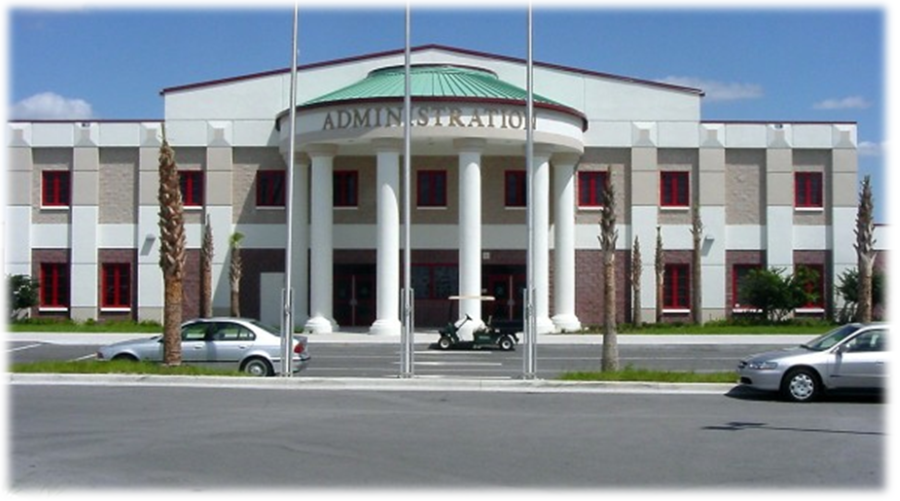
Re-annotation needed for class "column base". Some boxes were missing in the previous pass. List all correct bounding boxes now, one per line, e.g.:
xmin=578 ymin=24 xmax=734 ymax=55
xmin=304 ymin=315 xmax=336 ymax=334
xmin=551 ymin=313 xmax=582 ymax=333
xmin=369 ymin=318 xmax=402 ymax=336
xmin=536 ymin=316 xmax=556 ymax=334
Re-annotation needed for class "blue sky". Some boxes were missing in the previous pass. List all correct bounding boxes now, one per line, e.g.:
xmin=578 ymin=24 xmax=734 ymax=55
xmin=5 ymin=1 xmax=891 ymax=222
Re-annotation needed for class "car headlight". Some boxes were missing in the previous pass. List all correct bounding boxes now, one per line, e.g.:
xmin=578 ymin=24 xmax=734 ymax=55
xmin=746 ymin=361 xmax=778 ymax=370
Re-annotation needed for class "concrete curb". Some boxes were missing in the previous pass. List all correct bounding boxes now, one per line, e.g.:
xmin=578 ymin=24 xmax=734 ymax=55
xmin=7 ymin=372 xmax=737 ymax=395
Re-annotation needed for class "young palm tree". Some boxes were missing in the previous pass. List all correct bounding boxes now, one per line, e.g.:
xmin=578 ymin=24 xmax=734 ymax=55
xmin=200 ymin=215 xmax=214 ymax=318
xmin=599 ymin=175 xmax=618 ymax=371
xmin=632 ymin=236 xmax=642 ymax=327
xmin=229 ymin=232 xmax=244 ymax=317
xmin=855 ymin=175 xmax=876 ymax=323
xmin=690 ymin=203 xmax=703 ymax=325
xmin=158 ymin=134 xmax=185 ymax=366
xmin=655 ymin=226 xmax=665 ymax=324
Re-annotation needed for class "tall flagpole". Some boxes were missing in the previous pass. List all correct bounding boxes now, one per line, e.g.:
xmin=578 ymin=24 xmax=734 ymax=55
xmin=281 ymin=3 xmax=299 ymax=377
xmin=523 ymin=3 xmax=537 ymax=379
xmin=400 ymin=3 xmax=414 ymax=377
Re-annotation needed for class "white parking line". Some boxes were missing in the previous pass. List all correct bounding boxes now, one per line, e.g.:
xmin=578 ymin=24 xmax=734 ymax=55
xmin=70 ymin=354 xmax=96 ymax=361
xmin=7 ymin=343 xmax=43 ymax=353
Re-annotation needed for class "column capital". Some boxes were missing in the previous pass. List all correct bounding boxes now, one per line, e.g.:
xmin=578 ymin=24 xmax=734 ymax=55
xmin=304 ymin=143 xmax=338 ymax=158
xmin=552 ymin=152 xmax=582 ymax=167
xmin=372 ymin=138 xmax=403 ymax=153
xmin=453 ymin=138 xmax=487 ymax=153
xmin=524 ymin=142 xmax=556 ymax=160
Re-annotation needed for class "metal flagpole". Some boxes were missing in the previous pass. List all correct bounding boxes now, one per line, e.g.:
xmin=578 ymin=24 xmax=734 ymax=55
xmin=523 ymin=3 xmax=537 ymax=379
xmin=281 ymin=3 xmax=299 ymax=377
xmin=400 ymin=3 xmax=414 ymax=377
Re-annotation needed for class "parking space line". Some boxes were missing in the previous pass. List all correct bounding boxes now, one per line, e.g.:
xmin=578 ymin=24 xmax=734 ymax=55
xmin=7 ymin=343 xmax=43 ymax=353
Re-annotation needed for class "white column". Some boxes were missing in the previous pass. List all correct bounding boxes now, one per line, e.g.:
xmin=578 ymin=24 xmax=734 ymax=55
xmin=533 ymin=145 xmax=555 ymax=333
xmin=290 ymin=153 xmax=310 ymax=326
xmin=370 ymin=139 xmax=402 ymax=336
xmin=304 ymin=144 xmax=338 ymax=334
xmin=551 ymin=153 xmax=582 ymax=331
xmin=456 ymin=139 xmax=486 ymax=333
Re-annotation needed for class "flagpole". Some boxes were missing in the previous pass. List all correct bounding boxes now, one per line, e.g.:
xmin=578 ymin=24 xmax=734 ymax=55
xmin=400 ymin=3 xmax=414 ymax=377
xmin=523 ymin=3 xmax=537 ymax=379
xmin=281 ymin=2 xmax=299 ymax=377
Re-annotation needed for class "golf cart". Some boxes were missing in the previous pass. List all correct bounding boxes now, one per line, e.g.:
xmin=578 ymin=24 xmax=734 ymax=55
xmin=436 ymin=295 xmax=522 ymax=351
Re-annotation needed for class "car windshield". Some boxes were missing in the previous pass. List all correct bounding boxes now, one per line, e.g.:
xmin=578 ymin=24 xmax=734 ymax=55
xmin=249 ymin=320 xmax=282 ymax=336
xmin=801 ymin=324 xmax=861 ymax=351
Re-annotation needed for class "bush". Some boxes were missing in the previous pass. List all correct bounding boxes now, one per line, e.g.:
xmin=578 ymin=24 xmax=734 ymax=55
xmin=8 ymin=274 xmax=39 ymax=320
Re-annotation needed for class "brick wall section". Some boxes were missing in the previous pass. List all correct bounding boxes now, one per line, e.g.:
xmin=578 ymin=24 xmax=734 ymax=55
xmin=99 ymin=148 xmax=137 ymax=224
xmin=98 ymin=249 xmax=137 ymax=322
xmin=574 ymin=249 xmax=630 ymax=326
xmin=182 ymin=249 xmax=200 ymax=320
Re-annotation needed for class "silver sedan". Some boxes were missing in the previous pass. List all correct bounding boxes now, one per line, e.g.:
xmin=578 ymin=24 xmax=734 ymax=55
xmin=96 ymin=317 xmax=310 ymax=376
xmin=737 ymin=323 xmax=887 ymax=402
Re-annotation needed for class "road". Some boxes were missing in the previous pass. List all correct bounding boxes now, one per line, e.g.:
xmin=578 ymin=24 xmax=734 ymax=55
xmin=7 ymin=340 xmax=787 ymax=378
xmin=9 ymin=383 xmax=885 ymax=490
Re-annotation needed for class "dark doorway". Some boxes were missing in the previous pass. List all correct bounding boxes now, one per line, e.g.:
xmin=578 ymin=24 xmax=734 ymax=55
xmin=334 ymin=265 xmax=376 ymax=327
xmin=484 ymin=265 xmax=526 ymax=321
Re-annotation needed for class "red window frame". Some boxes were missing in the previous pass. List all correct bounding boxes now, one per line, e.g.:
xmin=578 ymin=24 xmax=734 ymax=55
xmin=417 ymin=170 xmax=447 ymax=208
xmin=505 ymin=171 xmax=526 ymax=207
xmin=795 ymin=172 xmax=823 ymax=208
xmin=334 ymin=171 xmax=359 ymax=208
xmin=101 ymin=263 xmax=131 ymax=308
xmin=42 ymin=171 xmax=71 ymax=207
xmin=179 ymin=171 xmax=204 ymax=207
xmin=660 ymin=171 xmax=690 ymax=207
xmin=40 ymin=262 xmax=69 ymax=308
xmin=732 ymin=264 xmax=762 ymax=308
xmin=578 ymin=171 xmax=609 ymax=207
xmin=798 ymin=264 xmax=825 ymax=308
xmin=664 ymin=264 xmax=690 ymax=309
xmin=256 ymin=170 xmax=285 ymax=207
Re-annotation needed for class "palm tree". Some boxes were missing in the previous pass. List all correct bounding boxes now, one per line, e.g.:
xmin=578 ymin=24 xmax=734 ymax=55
xmin=599 ymin=175 xmax=618 ymax=371
xmin=855 ymin=175 xmax=876 ymax=323
xmin=690 ymin=203 xmax=703 ymax=325
xmin=158 ymin=132 xmax=185 ymax=366
xmin=632 ymin=236 xmax=642 ymax=326
xmin=200 ymin=215 xmax=214 ymax=318
xmin=229 ymin=232 xmax=244 ymax=317
xmin=655 ymin=226 xmax=665 ymax=324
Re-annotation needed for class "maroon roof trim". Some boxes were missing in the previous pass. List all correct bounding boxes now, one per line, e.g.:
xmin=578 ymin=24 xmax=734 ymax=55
xmin=160 ymin=44 xmax=704 ymax=97
xmin=7 ymin=119 xmax=163 ymax=124
xmin=701 ymin=120 xmax=857 ymax=125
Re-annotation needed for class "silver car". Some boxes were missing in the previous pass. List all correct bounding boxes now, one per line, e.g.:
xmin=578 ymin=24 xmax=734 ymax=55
xmin=737 ymin=323 xmax=887 ymax=402
xmin=96 ymin=317 xmax=311 ymax=377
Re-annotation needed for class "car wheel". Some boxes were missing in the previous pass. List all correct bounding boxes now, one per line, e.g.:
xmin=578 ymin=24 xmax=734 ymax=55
xmin=437 ymin=336 xmax=453 ymax=350
xmin=498 ymin=335 xmax=515 ymax=351
xmin=781 ymin=367 xmax=820 ymax=402
xmin=242 ymin=357 xmax=274 ymax=377
xmin=111 ymin=354 xmax=138 ymax=362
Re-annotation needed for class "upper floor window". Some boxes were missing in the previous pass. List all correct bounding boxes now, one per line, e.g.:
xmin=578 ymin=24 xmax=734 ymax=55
xmin=334 ymin=171 xmax=359 ymax=208
xmin=578 ymin=171 xmax=609 ymax=208
xmin=664 ymin=264 xmax=690 ymax=310
xmin=101 ymin=263 xmax=131 ymax=309
xmin=660 ymin=171 xmax=689 ymax=207
xmin=256 ymin=170 xmax=285 ymax=207
xmin=42 ymin=171 xmax=70 ymax=207
xmin=179 ymin=171 xmax=204 ymax=207
xmin=505 ymin=171 xmax=527 ymax=208
xmin=795 ymin=172 xmax=823 ymax=208
xmin=417 ymin=170 xmax=447 ymax=208
xmin=40 ymin=262 xmax=69 ymax=309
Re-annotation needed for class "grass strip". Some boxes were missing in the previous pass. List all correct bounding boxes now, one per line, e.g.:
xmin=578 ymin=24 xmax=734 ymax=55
xmin=559 ymin=366 xmax=737 ymax=383
xmin=10 ymin=360 xmax=247 ymax=377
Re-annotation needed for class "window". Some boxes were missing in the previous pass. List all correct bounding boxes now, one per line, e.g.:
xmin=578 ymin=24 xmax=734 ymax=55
xmin=334 ymin=171 xmax=358 ymax=208
xmin=664 ymin=264 xmax=690 ymax=310
xmin=256 ymin=170 xmax=285 ymax=207
xmin=411 ymin=264 xmax=458 ymax=299
xmin=40 ymin=263 xmax=68 ymax=308
xmin=660 ymin=171 xmax=689 ymax=207
xmin=795 ymin=172 xmax=823 ymax=208
xmin=179 ymin=171 xmax=204 ymax=207
xmin=212 ymin=322 xmax=256 ymax=341
xmin=101 ymin=263 xmax=131 ymax=309
xmin=797 ymin=264 xmax=825 ymax=309
xmin=578 ymin=171 xmax=609 ymax=207
xmin=417 ymin=170 xmax=447 ymax=208
xmin=42 ymin=171 xmax=70 ymax=207
xmin=505 ymin=171 xmax=526 ymax=207
xmin=732 ymin=264 xmax=762 ymax=309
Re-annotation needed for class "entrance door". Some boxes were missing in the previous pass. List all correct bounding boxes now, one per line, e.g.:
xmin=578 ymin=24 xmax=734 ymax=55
xmin=486 ymin=271 xmax=526 ymax=321
xmin=334 ymin=266 xmax=376 ymax=327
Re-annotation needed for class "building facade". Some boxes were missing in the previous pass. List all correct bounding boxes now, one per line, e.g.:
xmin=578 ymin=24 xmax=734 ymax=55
xmin=5 ymin=45 xmax=881 ymax=334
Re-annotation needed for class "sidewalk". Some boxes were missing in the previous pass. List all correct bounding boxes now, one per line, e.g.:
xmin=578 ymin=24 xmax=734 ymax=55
xmin=7 ymin=330 xmax=811 ymax=346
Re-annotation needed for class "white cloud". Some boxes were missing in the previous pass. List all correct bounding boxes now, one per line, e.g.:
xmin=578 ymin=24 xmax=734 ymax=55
xmin=812 ymin=96 xmax=872 ymax=110
xmin=10 ymin=92 xmax=94 ymax=120
xmin=658 ymin=76 xmax=763 ymax=102
xmin=857 ymin=141 xmax=883 ymax=157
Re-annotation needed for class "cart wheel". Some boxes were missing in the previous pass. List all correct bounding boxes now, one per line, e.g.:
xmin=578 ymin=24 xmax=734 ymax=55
xmin=437 ymin=336 xmax=453 ymax=350
xmin=498 ymin=334 xmax=515 ymax=351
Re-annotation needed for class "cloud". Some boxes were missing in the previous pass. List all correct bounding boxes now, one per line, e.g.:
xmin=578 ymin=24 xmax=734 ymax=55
xmin=10 ymin=92 xmax=94 ymax=120
xmin=857 ymin=141 xmax=883 ymax=157
xmin=658 ymin=76 xmax=763 ymax=102
xmin=812 ymin=96 xmax=872 ymax=110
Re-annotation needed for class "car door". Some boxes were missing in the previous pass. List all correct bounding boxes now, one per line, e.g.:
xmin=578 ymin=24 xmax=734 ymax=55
xmin=207 ymin=321 xmax=257 ymax=371
xmin=829 ymin=328 xmax=887 ymax=389
xmin=180 ymin=322 xmax=210 ymax=363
